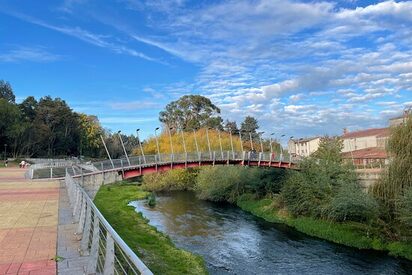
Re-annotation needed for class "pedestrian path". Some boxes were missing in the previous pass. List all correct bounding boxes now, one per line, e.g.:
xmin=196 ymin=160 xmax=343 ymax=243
xmin=0 ymin=168 xmax=59 ymax=275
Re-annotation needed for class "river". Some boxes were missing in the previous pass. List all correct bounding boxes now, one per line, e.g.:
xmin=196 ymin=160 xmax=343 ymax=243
xmin=129 ymin=191 xmax=412 ymax=275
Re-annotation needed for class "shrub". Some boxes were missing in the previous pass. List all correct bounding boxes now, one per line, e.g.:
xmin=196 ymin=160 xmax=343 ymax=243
xmin=398 ymin=187 xmax=412 ymax=227
xmin=244 ymin=168 xmax=287 ymax=197
xmin=142 ymin=168 xmax=198 ymax=191
xmin=281 ymin=170 xmax=331 ymax=217
xmin=328 ymin=183 xmax=379 ymax=222
xmin=195 ymin=166 xmax=248 ymax=202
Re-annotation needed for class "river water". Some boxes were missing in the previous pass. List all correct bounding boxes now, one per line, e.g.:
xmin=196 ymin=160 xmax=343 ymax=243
xmin=129 ymin=192 xmax=412 ymax=275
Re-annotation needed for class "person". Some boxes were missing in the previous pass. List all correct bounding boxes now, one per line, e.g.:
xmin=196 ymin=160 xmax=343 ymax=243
xmin=4 ymin=160 xmax=8 ymax=167
xmin=19 ymin=160 xmax=26 ymax=168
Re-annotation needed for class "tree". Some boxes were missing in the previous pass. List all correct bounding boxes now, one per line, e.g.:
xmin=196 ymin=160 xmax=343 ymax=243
xmin=240 ymin=116 xmax=259 ymax=143
xmin=372 ymin=114 xmax=412 ymax=216
xmin=159 ymin=95 xmax=222 ymax=131
xmin=224 ymin=120 xmax=238 ymax=133
xmin=79 ymin=114 xmax=103 ymax=157
xmin=0 ymin=80 xmax=15 ymax=103
xmin=19 ymin=96 xmax=38 ymax=121
xmin=240 ymin=116 xmax=259 ymax=134
xmin=312 ymin=136 xmax=343 ymax=164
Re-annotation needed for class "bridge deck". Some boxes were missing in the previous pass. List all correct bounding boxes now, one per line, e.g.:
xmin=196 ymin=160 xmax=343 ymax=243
xmin=0 ymin=168 xmax=59 ymax=274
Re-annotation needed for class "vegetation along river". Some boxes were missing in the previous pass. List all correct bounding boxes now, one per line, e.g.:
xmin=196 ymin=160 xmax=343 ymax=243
xmin=129 ymin=191 xmax=412 ymax=275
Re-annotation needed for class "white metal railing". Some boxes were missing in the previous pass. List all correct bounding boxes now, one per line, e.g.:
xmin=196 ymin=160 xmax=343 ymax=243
xmin=29 ymin=151 xmax=297 ymax=179
xmin=65 ymin=174 xmax=153 ymax=275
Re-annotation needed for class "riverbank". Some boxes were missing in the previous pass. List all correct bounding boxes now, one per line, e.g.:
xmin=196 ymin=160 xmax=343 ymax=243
xmin=236 ymin=195 xmax=412 ymax=261
xmin=93 ymin=183 xmax=207 ymax=275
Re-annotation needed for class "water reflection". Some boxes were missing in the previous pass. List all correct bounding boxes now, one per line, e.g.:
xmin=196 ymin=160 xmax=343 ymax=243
xmin=129 ymin=191 xmax=412 ymax=275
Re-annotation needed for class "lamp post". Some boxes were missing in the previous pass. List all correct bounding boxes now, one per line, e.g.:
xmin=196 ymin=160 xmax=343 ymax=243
xmin=192 ymin=129 xmax=199 ymax=156
xmin=117 ymin=130 xmax=130 ymax=166
xmin=270 ymin=133 xmax=275 ymax=153
xmin=238 ymin=130 xmax=244 ymax=152
xmin=155 ymin=127 xmax=161 ymax=162
xmin=180 ymin=127 xmax=187 ymax=154
xmin=136 ymin=129 xmax=146 ymax=164
xmin=167 ymin=126 xmax=174 ymax=158
xmin=205 ymin=128 xmax=212 ymax=159
xmin=100 ymin=135 xmax=114 ymax=168
xmin=229 ymin=129 xmax=234 ymax=158
xmin=249 ymin=132 xmax=254 ymax=151
xmin=217 ymin=128 xmax=223 ymax=159
xmin=279 ymin=134 xmax=285 ymax=155
xmin=258 ymin=131 xmax=264 ymax=153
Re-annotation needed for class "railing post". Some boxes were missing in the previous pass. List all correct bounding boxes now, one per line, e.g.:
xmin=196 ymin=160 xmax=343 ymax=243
xmin=227 ymin=151 xmax=230 ymax=165
xmin=212 ymin=151 xmax=216 ymax=166
xmin=185 ymin=152 xmax=188 ymax=168
xmin=198 ymin=152 xmax=202 ymax=167
xmin=103 ymin=233 xmax=115 ymax=275
xmin=258 ymin=152 xmax=262 ymax=166
xmin=87 ymin=215 xmax=100 ymax=274
xmin=77 ymin=197 xmax=87 ymax=234
xmin=50 ymin=167 xmax=53 ymax=179
xmin=80 ymin=205 xmax=92 ymax=255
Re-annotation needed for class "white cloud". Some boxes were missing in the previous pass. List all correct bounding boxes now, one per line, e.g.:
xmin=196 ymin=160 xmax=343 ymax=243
xmin=0 ymin=46 xmax=60 ymax=62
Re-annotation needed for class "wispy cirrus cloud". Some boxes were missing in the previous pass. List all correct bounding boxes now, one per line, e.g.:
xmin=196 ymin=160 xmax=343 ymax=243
xmin=2 ymin=10 xmax=159 ymax=62
xmin=0 ymin=46 xmax=61 ymax=62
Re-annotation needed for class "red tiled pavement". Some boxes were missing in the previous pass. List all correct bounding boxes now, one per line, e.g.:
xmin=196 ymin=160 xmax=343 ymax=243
xmin=0 ymin=168 xmax=59 ymax=275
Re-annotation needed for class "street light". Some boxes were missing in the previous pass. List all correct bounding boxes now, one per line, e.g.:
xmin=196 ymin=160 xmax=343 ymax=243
xmin=270 ymin=133 xmax=275 ymax=153
xmin=117 ymin=130 xmax=130 ymax=166
xmin=100 ymin=135 xmax=114 ymax=168
xmin=229 ymin=129 xmax=234 ymax=158
xmin=217 ymin=128 xmax=224 ymax=159
xmin=258 ymin=131 xmax=264 ymax=153
xmin=238 ymin=130 xmax=244 ymax=152
xmin=192 ymin=128 xmax=199 ymax=156
xmin=154 ymin=127 xmax=161 ymax=161
xmin=180 ymin=127 xmax=187 ymax=154
xmin=205 ymin=127 xmax=212 ymax=159
xmin=249 ymin=132 xmax=254 ymax=151
xmin=136 ymin=129 xmax=146 ymax=164
xmin=167 ymin=126 xmax=174 ymax=157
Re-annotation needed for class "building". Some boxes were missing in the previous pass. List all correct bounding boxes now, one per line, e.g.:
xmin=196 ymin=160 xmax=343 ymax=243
xmin=288 ymin=137 xmax=321 ymax=157
xmin=389 ymin=109 xmax=411 ymax=127
xmin=341 ymin=127 xmax=389 ymax=153
xmin=341 ymin=127 xmax=390 ymax=166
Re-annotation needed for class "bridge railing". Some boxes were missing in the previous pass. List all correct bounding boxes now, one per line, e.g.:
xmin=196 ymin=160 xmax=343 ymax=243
xmin=64 ymin=173 xmax=153 ymax=275
xmin=29 ymin=151 xmax=297 ymax=179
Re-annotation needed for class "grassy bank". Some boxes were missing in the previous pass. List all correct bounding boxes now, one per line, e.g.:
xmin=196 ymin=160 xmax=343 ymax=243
xmin=237 ymin=195 xmax=412 ymax=261
xmin=94 ymin=183 xmax=207 ymax=275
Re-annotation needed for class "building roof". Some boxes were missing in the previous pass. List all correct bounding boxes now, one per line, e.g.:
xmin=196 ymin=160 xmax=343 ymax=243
xmin=342 ymin=147 xmax=387 ymax=159
xmin=290 ymin=136 xmax=320 ymax=143
xmin=341 ymin=127 xmax=389 ymax=139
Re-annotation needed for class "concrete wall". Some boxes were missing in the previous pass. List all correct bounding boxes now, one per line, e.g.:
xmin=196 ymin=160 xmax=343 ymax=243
xmin=342 ymin=136 xmax=378 ymax=152
xmin=76 ymin=170 xmax=123 ymax=199
xmin=356 ymin=168 xmax=382 ymax=191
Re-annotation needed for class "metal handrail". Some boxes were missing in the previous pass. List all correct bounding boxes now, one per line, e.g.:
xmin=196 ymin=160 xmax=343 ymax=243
xmin=29 ymin=151 xmax=298 ymax=179
xmin=65 ymin=174 xmax=153 ymax=275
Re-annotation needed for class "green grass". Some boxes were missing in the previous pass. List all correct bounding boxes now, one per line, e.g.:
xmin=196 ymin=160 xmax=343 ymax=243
xmin=94 ymin=183 xmax=208 ymax=275
xmin=237 ymin=195 xmax=412 ymax=261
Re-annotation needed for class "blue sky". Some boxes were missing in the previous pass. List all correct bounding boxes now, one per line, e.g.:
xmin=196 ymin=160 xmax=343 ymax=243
xmin=1 ymin=0 xmax=411 ymax=141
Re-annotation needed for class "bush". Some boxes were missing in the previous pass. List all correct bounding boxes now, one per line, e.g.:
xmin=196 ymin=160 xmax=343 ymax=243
xmin=244 ymin=168 xmax=287 ymax=197
xmin=195 ymin=166 xmax=248 ymax=202
xmin=142 ymin=168 xmax=198 ymax=191
xmin=281 ymin=170 xmax=331 ymax=217
xmin=398 ymin=187 xmax=412 ymax=227
xmin=328 ymin=183 xmax=379 ymax=222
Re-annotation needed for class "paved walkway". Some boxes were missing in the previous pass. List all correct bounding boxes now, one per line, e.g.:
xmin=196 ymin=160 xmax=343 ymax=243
xmin=0 ymin=168 xmax=59 ymax=275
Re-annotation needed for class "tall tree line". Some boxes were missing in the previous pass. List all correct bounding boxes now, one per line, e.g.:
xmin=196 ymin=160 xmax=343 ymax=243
xmin=0 ymin=80 xmax=138 ymax=159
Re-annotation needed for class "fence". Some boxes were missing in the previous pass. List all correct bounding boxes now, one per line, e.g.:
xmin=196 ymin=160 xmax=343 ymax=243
xmin=28 ymin=151 xmax=297 ymax=179
xmin=65 ymin=174 xmax=153 ymax=275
